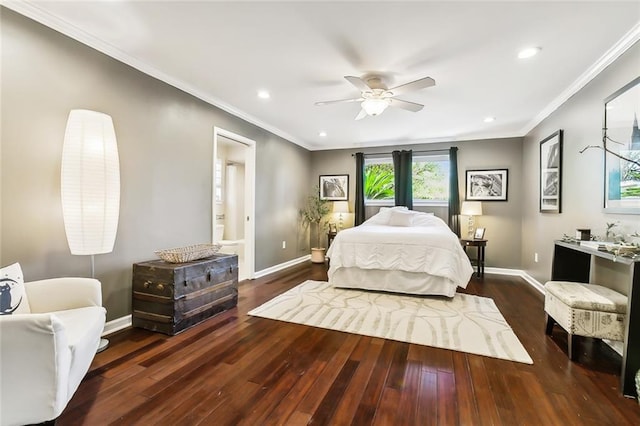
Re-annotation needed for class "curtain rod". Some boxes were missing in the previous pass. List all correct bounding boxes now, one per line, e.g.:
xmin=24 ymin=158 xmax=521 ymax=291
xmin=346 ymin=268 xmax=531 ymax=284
xmin=351 ymin=149 xmax=450 ymax=157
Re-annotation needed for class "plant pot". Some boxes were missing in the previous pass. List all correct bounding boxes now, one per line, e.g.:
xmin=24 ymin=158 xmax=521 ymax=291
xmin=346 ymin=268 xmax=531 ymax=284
xmin=310 ymin=247 xmax=326 ymax=263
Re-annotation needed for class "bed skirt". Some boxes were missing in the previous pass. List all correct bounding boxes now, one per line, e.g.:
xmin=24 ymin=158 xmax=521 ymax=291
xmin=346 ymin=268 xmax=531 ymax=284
xmin=328 ymin=266 xmax=458 ymax=297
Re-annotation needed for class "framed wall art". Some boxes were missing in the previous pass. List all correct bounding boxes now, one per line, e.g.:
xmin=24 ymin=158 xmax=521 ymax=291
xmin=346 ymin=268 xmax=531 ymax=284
xmin=603 ymin=76 xmax=640 ymax=214
xmin=465 ymin=169 xmax=508 ymax=201
xmin=319 ymin=174 xmax=349 ymax=201
xmin=539 ymin=130 xmax=563 ymax=213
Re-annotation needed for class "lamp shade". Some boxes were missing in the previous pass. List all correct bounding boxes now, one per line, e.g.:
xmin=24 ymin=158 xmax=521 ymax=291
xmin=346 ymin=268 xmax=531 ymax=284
xmin=362 ymin=98 xmax=390 ymax=116
xmin=461 ymin=201 xmax=482 ymax=216
xmin=333 ymin=201 xmax=349 ymax=214
xmin=61 ymin=110 xmax=120 ymax=255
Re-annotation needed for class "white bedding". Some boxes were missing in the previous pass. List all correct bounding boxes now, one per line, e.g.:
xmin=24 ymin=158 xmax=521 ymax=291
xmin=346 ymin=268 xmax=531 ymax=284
xmin=326 ymin=208 xmax=473 ymax=296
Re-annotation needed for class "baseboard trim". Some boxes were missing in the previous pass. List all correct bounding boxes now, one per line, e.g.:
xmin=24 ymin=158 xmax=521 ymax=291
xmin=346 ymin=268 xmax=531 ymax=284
xmin=484 ymin=267 xmax=545 ymax=295
xmin=254 ymin=255 xmax=311 ymax=279
xmin=102 ymin=314 xmax=132 ymax=337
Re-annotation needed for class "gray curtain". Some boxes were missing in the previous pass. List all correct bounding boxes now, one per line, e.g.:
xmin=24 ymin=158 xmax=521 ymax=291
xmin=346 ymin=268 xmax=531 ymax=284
xmin=354 ymin=152 xmax=366 ymax=226
xmin=448 ymin=147 xmax=461 ymax=236
xmin=392 ymin=150 xmax=413 ymax=209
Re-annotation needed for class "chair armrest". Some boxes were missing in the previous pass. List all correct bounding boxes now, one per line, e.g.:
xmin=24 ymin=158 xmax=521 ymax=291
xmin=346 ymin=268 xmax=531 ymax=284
xmin=25 ymin=278 xmax=102 ymax=313
xmin=0 ymin=313 xmax=72 ymax=424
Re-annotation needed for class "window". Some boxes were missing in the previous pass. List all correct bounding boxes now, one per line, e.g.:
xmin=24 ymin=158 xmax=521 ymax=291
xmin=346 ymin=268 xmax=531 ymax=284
xmin=364 ymin=153 xmax=449 ymax=206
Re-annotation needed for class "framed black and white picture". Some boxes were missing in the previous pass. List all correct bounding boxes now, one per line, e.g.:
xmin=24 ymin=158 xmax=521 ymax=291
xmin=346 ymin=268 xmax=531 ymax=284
xmin=474 ymin=227 xmax=486 ymax=240
xmin=465 ymin=169 xmax=508 ymax=201
xmin=539 ymin=130 xmax=563 ymax=213
xmin=319 ymin=174 xmax=349 ymax=201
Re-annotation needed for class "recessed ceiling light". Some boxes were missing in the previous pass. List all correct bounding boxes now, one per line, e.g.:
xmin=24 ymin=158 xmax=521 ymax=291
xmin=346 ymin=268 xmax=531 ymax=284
xmin=318 ymin=131 xmax=327 ymax=137
xmin=483 ymin=117 xmax=495 ymax=123
xmin=518 ymin=47 xmax=541 ymax=59
xmin=257 ymin=90 xmax=270 ymax=99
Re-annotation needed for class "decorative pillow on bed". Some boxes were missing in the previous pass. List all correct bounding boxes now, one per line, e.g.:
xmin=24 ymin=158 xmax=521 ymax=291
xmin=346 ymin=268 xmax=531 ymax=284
xmin=363 ymin=206 xmax=408 ymax=225
xmin=0 ymin=262 xmax=31 ymax=315
xmin=412 ymin=212 xmax=448 ymax=228
xmin=388 ymin=209 xmax=414 ymax=226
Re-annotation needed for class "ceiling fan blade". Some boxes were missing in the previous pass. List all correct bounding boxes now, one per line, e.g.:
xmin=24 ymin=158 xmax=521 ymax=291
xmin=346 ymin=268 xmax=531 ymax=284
xmin=389 ymin=76 xmax=435 ymax=96
xmin=315 ymin=98 xmax=363 ymax=106
xmin=345 ymin=76 xmax=372 ymax=92
xmin=355 ymin=109 xmax=368 ymax=120
xmin=389 ymin=98 xmax=424 ymax=112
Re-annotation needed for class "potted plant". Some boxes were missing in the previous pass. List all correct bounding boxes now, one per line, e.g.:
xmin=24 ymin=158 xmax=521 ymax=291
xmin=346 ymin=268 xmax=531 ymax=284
xmin=300 ymin=186 xmax=331 ymax=263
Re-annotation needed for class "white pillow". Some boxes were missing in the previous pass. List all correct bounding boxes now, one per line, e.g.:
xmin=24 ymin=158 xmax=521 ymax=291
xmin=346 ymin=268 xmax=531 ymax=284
xmin=388 ymin=210 xmax=414 ymax=227
xmin=362 ymin=206 xmax=409 ymax=225
xmin=411 ymin=212 xmax=448 ymax=228
xmin=0 ymin=262 xmax=31 ymax=315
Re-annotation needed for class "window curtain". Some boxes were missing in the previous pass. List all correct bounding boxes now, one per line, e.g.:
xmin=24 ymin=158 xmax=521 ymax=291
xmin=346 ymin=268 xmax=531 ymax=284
xmin=354 ymin=152 xmax=366 ymax=226
xmin=448 ymin=146 xmax=461 ymax=236
xmin=392 ymin=150 xmax=413 ymax=209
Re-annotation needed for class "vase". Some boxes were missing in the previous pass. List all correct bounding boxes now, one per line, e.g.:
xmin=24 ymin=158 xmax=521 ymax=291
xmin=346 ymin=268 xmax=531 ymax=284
xmin=311 ymin=247 xmax=326 ymax=263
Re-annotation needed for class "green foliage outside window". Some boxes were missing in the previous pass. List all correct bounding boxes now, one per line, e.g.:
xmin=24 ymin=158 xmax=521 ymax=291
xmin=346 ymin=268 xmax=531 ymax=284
xmin=364 ymin=157 xmax=449 ymax=201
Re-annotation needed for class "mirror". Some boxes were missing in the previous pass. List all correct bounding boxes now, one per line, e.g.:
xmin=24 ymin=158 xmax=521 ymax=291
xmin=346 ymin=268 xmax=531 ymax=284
xmin=603 ymin=76 xmax=640 ymax=214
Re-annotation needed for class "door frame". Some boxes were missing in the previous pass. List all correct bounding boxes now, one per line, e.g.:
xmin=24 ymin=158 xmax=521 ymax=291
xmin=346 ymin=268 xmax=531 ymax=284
xmin=213 ymin=127 xmax=256 ymax=280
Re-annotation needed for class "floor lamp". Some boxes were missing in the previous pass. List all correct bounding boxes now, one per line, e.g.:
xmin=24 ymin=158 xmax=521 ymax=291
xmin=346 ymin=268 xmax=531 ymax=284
xmin=61 ymin=109 xmax=120 ymax=353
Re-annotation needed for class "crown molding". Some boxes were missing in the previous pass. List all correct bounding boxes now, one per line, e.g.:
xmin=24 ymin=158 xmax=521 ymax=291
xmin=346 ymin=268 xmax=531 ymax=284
xmin=521 ymin=21 xmax=640 ymax=136
xmin=2 ymin=1 xmax=313 ymax=150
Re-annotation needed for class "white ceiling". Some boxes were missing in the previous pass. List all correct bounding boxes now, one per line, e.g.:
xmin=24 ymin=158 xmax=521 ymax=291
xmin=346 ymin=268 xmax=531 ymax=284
xmin=6 ymin=1 xmax=640 ymax=151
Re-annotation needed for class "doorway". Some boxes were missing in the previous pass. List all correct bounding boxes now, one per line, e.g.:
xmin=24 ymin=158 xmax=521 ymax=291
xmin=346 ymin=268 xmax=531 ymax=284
xmin=213 ymin=127 xmax=256 ymax=281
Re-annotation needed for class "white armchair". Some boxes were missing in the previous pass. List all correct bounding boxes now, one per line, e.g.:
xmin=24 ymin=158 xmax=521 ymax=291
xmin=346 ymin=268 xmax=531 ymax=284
xmin=0 ymin=278 xmax=106 ymax=426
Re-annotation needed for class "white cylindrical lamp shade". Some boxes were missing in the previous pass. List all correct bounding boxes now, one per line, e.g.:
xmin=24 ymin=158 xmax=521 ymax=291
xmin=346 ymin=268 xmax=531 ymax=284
xmin=61 ymin=110 xmax=120 ymax=255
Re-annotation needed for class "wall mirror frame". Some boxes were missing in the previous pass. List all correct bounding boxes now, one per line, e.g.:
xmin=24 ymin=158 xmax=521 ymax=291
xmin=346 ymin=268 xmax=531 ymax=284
xmin=603 ymin=76 xmax=640 ymax=214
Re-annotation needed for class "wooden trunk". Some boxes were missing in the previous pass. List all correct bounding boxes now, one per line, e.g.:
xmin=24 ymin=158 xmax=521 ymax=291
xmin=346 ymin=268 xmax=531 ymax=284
xmin=131 ymin=254 xmax=238 ymax=335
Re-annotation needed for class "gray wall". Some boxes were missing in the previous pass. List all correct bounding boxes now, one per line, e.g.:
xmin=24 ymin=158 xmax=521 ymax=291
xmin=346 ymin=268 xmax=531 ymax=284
xmin=521 ymin=41 xmax=640 ymax=284
xmin=0 ymin=9 xmax=311 ymax=320
xmin=310 ymin=137 xmax=524 ymax=269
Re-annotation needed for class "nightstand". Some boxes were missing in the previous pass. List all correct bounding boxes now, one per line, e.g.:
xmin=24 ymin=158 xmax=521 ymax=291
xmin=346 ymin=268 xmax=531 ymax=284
xmin=461 ymin=238 xmax=487 ymax=278
xmin=328 ymin=231 xmax=337 ymax=247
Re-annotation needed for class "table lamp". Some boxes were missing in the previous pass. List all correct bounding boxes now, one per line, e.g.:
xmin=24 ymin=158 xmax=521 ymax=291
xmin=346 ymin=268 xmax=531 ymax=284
xmin=460 ymin=201 xmax=482 ymax=238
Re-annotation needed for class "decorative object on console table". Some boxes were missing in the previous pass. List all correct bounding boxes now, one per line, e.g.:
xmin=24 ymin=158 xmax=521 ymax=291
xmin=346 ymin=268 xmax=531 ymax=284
xmin=539 ymin=130 xmax=563 ymax=213
xmin=132 ymin=254 xmax=238 ymax=335
xmin=461 ymin=238 xmax=487 ymax=278
xmin=460 ymin=201 xmax=483 ymax=239
xmin=465 ymin=169 xmax=508 ymax=201
xmin=319 ymin=174 xmax=349 ymax=201
xmin=61 ymin=109 xmax=120 ymax=353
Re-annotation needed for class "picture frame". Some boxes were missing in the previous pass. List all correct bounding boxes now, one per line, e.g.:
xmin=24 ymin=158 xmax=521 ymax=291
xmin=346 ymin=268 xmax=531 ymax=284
xmin=539 ymin=130 xmax=563 ymax=213
xmin=465 ymin=169 xmax=508 ymax=201
xmin=319 ymin=174 xmax=349 ymax=201
xmin=474 ymin=227 xmax=486 ymax=240
xmin=603 ymin=76 xmax=640 ymax=214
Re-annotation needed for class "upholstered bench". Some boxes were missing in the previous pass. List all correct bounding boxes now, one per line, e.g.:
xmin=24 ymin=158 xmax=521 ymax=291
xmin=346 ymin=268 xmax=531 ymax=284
xmin=544 ymin=281 xmax=627 ymax=360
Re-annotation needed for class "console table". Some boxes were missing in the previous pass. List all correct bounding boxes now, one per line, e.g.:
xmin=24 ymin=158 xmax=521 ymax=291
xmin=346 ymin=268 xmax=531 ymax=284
xmin=552 ymin=240 xmax=640 ymax=397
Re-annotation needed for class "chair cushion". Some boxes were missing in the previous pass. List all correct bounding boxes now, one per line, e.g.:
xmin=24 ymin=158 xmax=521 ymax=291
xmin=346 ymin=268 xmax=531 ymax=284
xmin=544 ymin=281 xmax=627 ymax=314
xmin=0 ymin=262 xmax=31 ymax=314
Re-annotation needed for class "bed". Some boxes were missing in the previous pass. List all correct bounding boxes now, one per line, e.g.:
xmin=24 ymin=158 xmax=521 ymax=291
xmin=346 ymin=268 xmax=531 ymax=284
xmin=326 ymin=207 xmax=474 ymax=297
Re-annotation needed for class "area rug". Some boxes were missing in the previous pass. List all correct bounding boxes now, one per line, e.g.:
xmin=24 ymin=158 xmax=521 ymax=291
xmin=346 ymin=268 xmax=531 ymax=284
xmin=249 ymin=280 xmax=533 ymax=364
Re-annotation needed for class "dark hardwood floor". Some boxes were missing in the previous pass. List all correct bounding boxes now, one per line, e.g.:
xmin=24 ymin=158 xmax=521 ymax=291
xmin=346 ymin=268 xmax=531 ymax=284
xmin=59 ymin=263 xmax=640 ymax=425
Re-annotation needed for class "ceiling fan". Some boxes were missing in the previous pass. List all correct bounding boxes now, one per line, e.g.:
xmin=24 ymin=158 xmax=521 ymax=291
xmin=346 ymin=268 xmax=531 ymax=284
xmin=315 ymin=74 xmax=436 ymax=120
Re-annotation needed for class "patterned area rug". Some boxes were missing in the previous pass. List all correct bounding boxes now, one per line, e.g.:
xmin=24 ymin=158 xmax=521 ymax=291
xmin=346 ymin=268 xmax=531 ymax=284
xmin=249 ymin=280 xmax=533 ymax=364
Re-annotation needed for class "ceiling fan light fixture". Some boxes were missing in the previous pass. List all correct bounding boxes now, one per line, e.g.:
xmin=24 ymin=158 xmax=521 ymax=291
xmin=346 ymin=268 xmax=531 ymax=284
xmin=518 ymin=46 xmax=541 ymax=59
xmin=362 ymin=98 xmax=390 ymax=116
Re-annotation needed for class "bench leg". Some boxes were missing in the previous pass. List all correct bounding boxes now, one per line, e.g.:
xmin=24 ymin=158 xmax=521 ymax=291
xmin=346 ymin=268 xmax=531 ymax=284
xmin=545 ymin=314 xmax=555 ymax=335
xmin=568 ymin=333 xmax=578 ymax=361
